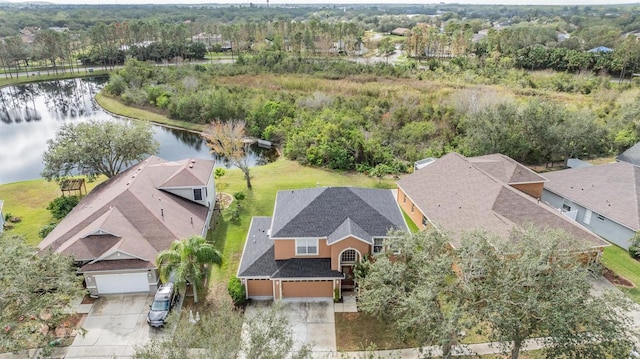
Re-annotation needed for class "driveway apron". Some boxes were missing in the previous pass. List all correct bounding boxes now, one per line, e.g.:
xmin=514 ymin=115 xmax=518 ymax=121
xmin=65 ymin=294 xmax=166 ymax=358
xmin=244 ymin=299 xmax=337 ymax=355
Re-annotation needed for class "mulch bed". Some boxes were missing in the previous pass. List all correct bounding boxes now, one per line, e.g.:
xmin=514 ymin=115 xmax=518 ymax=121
xmin=80 ymin=294 xmax=97 ymax=305
xmin=603 ymin=267 xmax=635 ymax=288
xmin=217 ymin=193 xmax=233 ymax=209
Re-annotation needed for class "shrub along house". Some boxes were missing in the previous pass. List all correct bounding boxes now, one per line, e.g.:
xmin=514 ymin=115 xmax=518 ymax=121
xmin=237 ymin=187 xmax=409 ymax=300
xmin=397 ymin=152 xmax=609 ymax=255
xmin=38 ymin=156 xmax=216 ymax=296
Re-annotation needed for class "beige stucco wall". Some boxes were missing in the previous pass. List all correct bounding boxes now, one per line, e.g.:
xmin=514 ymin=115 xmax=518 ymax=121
xmin=511 ymin=182 xmax=544 ymax=199
xmin=246 ymin=279 xmax=273 ymax=298
xmin=397 ymin=187 xmax=427 ymax=230
xmin=281 ymin=280 xmax=333 ymax=298
xmin=330 ymin=236 xmax=371 ymax=271
xmin=273 ymin=238 xmax=331 ymax=260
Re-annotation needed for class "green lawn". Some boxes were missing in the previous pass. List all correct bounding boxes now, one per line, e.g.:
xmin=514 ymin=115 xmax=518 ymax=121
xmin=335 ymin=312 xmax=417 ymax=351
xmin=0 ymin=177 xmax=106 ymax=246
xmin=95 ymin=92 xmax=206 ymax=133
xmin=209 ymin=159 xmax=396 ymax=282
xmin=602 ymin=244 xmax=640 ymax=303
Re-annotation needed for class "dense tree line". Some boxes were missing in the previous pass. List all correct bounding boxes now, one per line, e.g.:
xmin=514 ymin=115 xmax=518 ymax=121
xmin=104 ymin=57 xmax=640 ymax=172
xmin=4 ymin=3 xmax=640 ymax=80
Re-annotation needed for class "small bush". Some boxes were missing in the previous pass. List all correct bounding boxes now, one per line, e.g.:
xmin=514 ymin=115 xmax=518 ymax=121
xmin=233 ymin=192 xmax=246 ymax=201
xmin=629 ymin=233 xmax=640 ymax=258
xmin=47 ymin=196 xmax=80 ymax=220
xmin=39 ymin=223 xmax=57 ymax=239
xmin=227 ymin=276 xmax=247 ymax=306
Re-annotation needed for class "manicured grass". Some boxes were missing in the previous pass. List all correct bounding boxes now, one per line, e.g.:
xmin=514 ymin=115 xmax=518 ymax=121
xmin=0 ymin=70 xmax=109 ymax=88
xmin=95 ymin=93 xmax=206 ymax=133
xmin=0 ymin=177 xmax=106 ymax=246
xmin=209 ymin=159 xmax=396 ymax=282
xmin=403 ymin=210 xmax=420 ymax=233
xmin=602 ymin=244 xmax=640 ymax=303
xmin=335 ymin=312 xmax=416 ymax=351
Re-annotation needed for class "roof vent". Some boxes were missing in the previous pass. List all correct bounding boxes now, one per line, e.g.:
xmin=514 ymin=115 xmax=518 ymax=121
xmin=189 ymin=164 xmax=194 ymax=168
xmin=191 ymin=159 xmax=196 ymax=163
xmin=126 ymin=182 xmax=130 ymax=186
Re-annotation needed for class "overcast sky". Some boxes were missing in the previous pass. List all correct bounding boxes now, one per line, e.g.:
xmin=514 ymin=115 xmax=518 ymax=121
xmin=4 ymin=0 xmax=640 ymax=5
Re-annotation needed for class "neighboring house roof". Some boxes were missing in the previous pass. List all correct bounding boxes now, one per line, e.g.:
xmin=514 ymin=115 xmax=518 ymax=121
xmin=391 ymin=27 xmax=411 ymax=36
xmin=270 ymin=187 xmax=407 ymax=244
xmin=588 ymin=46 xmax=613 ymax=53
xmin=397 ymin=152 xmax=608 ymax=248
xmin=414 ymin=157 xmax=436 ymax=171
xmin=38 ymin=156 xmax=215 ymax=272
xmin=468 ymin=153 xmax=547 ymax=184
xmin=543 ymin=161 xmax=640 ymax=231
xmin=616 ymin=142 xmax=640 ymax=167
xmin=567 ymin=158 xmax=593 ymax=169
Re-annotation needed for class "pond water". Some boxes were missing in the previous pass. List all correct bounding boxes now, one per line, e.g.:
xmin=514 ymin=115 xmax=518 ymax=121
xmin=0 ymin=78 xmax=276 ymax=184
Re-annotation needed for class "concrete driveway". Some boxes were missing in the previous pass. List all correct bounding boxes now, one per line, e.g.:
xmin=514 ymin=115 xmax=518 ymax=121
xmin=244 ymin=299 xmax=336 ymax=355
xmin=65 ymin=294 xmax=166 ymax=358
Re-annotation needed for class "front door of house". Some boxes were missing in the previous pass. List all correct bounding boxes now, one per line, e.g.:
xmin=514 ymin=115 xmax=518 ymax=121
xmin=341 ymin=265 xmax=354 ymax=289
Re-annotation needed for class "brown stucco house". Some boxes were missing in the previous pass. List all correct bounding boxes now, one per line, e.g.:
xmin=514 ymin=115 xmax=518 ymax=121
xmin=397 ymin=152 xmax=609 ymax=252
xmin=38 ymin=156 xmax=216 ymax=296
xmin=237 ymin=187 xmax=409 ymax=300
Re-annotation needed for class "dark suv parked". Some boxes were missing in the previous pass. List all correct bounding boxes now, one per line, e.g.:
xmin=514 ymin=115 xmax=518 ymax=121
xmin=146 ymin=282 xmax=178 ymax=328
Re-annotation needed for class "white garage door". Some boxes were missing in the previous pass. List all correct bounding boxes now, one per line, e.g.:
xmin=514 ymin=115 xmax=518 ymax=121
xmin=94 ymin=272 xmax=150 ymax=294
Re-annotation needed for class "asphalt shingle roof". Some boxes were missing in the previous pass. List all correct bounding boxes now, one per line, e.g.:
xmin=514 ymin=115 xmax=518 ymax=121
xmin=543 ymin=161 xmax=640 ymax=231
xmin=238 ymin=187 xmax=408 ymax=279
xmin=237 ymin=217 xmax=278 ymax=277
xmin=272 ymin=258 xmax=344 ymax=279
xmin=617 ymin=142 xmax=640 ymax=167
xmin=397 ymin=152 xmax=608 ymax=248
xmin=270 ymin=187 xmax=407 ymax=243
xmin=38 ymin=156 xmax=215 ymax=270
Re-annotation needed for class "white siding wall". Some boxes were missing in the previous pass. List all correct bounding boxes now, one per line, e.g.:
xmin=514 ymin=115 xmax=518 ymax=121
xmin=542 ymin=189 xmax=636 ymax=249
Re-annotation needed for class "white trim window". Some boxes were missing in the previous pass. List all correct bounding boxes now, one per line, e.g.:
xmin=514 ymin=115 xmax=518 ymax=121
xmin=193 ymin=188 xmax=203 ymax=201
xmin=296 ymin=238 xmax=318 ymax=255
xmin=373 ymin=238 xmax=384 ymax=253
xmin=583 ymin=209 xmax=592 ymax=225
xmin=373 ymin=238 xmax=400 ymax=255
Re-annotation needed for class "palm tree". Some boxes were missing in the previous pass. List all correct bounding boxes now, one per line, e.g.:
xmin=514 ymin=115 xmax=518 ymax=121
xmin=156 ymin=235 xmax=222 ymax=303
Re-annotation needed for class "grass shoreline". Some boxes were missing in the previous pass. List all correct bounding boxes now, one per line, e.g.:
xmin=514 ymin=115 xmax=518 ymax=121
xmin=95 ymin=92 xmax=206 ymax=133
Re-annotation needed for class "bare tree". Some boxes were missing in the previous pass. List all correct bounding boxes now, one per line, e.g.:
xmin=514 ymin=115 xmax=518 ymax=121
xmin=204 ymin=120 xmax=252 ymax=189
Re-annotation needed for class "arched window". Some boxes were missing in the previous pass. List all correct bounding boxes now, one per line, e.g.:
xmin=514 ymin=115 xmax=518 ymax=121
xmin=341 ymin=249 xmax=357 ymax=263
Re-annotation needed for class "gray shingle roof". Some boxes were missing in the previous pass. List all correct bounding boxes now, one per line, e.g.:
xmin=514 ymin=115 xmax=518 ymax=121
xmin=272 ymin=258 xmax=343 ymax=279
xmin=617 ymin=142 xmax=640 ymax=167
xmin=238 ymin=217 xmax=344 ymax=279
xmin=397 ymin=152 xmax=608 ymax=248
xmin=237 ymin=217 xmax=278 ymax=277
xmin=543 ymin=161 xmax=640 ymax=231
xmin=270 ymin=187 xmax=407 ymax=240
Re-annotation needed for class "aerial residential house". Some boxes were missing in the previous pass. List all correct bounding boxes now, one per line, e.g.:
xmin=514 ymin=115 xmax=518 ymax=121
xmin=397 ymin=153 xmax=609 ymax=252
xmin=39 ymin=156 xmax=216 ymax=296
xmin=391 ymin=28 xmax=411 ymax=36
xmin=541 ymin=161 xmax=640 ymax=249
xmin=237 ymin=187 xmax=408 ymax=300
